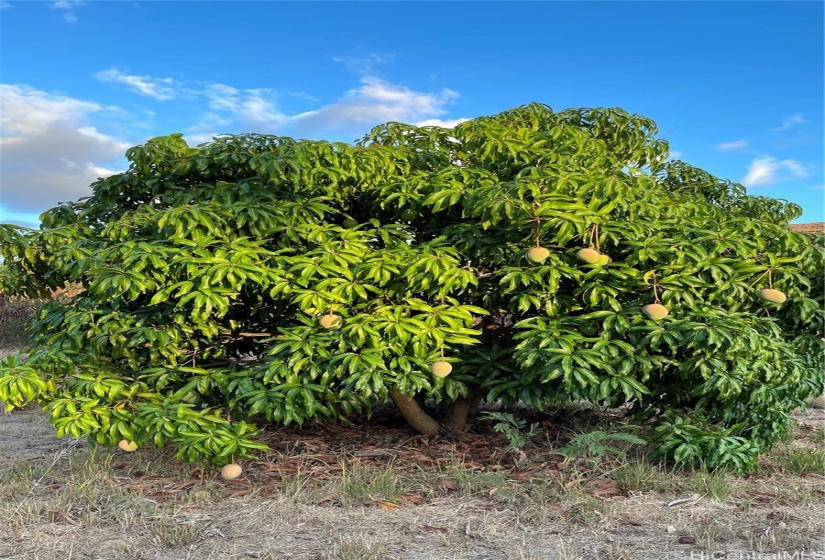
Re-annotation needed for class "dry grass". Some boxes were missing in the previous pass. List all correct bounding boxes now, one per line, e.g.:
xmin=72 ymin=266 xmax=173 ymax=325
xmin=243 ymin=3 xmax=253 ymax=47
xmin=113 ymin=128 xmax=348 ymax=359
xmin=1 ymin=427 xmax=823 ymax=560
xmin=1 ymin=402 xmax=824 ymax=560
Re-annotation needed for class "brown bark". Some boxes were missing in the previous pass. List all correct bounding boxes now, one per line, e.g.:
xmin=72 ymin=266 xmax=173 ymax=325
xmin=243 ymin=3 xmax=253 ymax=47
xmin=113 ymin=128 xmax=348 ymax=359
xmin=468 ymin=387 xmax=489 ymax=417
xmin=442 ymin=398 xmax=472 ymax=432
xmin=388 ymin=389 xmax=441 ymax=435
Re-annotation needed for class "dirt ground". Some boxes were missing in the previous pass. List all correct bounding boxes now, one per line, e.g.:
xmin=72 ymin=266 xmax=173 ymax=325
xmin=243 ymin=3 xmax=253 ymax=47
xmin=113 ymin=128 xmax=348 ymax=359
xmin=0 ymin=409 xmax=80 ymax=471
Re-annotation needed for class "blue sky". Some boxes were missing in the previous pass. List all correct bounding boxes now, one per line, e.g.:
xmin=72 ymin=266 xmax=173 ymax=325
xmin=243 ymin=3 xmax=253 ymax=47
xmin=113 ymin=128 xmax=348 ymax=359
xmin=1 ymin=1 xmax=822 ymax=227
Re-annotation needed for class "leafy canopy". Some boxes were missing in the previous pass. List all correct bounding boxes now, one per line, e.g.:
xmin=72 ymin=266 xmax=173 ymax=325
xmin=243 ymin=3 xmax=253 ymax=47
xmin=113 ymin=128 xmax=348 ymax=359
xmin=1 ymin=103 xmax=822 ymax=471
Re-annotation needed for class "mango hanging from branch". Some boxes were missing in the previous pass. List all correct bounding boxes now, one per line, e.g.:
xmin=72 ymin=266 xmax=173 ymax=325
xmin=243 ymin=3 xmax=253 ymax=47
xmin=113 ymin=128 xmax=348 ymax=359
xmin=526 ymin=247 xmax=550 ymax=264
xmin=431 ymin=361 xmax=453 ymax=378
xmin=319 ymin=314 xmax=344 ymax=329
xmin=642 ymin=303 xmax=669 ymax=321
xmin=576 ymin=248 xmax=602 ymax=264
xmin=759 ymin=289 xmax=787 ymax=303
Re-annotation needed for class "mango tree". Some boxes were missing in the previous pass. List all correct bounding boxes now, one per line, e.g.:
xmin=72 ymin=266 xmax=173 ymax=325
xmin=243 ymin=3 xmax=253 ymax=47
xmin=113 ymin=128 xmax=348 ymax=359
xmin=1 ymin=103 xmax=822 ymax=471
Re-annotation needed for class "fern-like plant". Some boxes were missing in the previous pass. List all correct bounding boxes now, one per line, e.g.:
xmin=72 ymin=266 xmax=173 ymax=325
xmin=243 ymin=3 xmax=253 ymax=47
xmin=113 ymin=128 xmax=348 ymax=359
xmin=556 ymin=430 xmax=647 ymax=464
xmin=479 ymin=411 xmax=542 ymax=451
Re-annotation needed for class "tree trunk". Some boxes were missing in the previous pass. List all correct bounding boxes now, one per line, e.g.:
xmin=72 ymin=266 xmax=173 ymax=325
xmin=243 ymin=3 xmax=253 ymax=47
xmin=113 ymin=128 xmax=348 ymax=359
xmin=442 ymin=397 xmax=472 ymax=432
xmin=468 ymin=388 xmax=488 ymax=416
xmin=389 ymin=389 xmax=441 ymax=435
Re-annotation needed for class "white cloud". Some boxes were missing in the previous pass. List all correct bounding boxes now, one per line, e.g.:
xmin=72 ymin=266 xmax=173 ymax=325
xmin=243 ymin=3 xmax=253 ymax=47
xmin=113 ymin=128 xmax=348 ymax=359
xmin=772 ymin=114 xmax=805 ymax=132
xmin=742 ymin=156 xmax=810 ymax=187
xmin=288 ymin=77 xmax=459 ymax=136
xmin=94 ymin=68 xmax=178 ymax=100
xmin=0 ymin=2 xmax=13 ymax=10
xmin=238 ymin=89 xmax=287 ymax=129
xmin=50 ymin=0 xmax=85 ymax=23
xmin=51 ymin=0 xmax=84 ymax=8
xmin=416 ymin=118 xmax=470 ymax=128
xmin=0 ymin=85 xmax=129 ymax=214
xmin=715 ymin=139 xmax=748 ymax=151
xmin=743 ymin=157 xmax=780 ymax=187
xmin=3 ymin=73 xmax=466 ymax=218
xmin=187 ymin=86 xmax=286 ymax=139
xmin=186 ymin=76 xmax=461 ymax=140
xmin=669 ymin=150 xmax=683 ymax=159
xmin=94 ymin=68 xmax=461 ymax=140
xmin=183 ymin=131 xmax=221 ymax=146
xmin=779 ymin=158 xmax=808 ymax=178
xmin=203 ymin=84 xmax=241 ymax=112
xmin=333 ymin=54 xmax=393 ymax=75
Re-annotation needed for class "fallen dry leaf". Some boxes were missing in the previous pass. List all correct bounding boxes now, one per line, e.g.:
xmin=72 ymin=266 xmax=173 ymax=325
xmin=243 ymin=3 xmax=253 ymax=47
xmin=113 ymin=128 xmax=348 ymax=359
xmin=400 ymin=493 xmax=428 ymax=505
xmin=565 ymin=477 xmax=586 ymax=489
xmin=314 ymin=494 xmax=336 ymax=505
xmin=440 ymin=480 xmax=459 ymax=491
xmin=375 ymin=500 xmax=399 ymax=510
xmin=145 ymin=492 xmax=174 ymax=502
xmin=589 ymin=486 xmax=623 ymax=499
xmin=47 ymin=509 xmax=80 ymax=526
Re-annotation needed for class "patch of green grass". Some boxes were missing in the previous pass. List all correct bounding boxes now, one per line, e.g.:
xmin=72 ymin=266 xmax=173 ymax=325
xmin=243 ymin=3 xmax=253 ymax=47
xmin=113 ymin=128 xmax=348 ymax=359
xmin=439 ymin=456 xmax=507 ymax=494
xmin=335 ymin=460 xmax=406 ymax=506
xmin=328 ymin=537 xmax=388 ymax=560
xmin=611 ymin=458 xmax=735 ymax=501
xmin=279 ymin=470 xmax=315 ymax=501
xmin=809 ymin=425 xmax=825 ymax=445
xmin=681 ymin=470 xmax=735 ymax=502
xmin=146 ymin=517 xmax=204 ymax=547
xmin=747 ymin=526 xmax=821 ymax=554
xmin=768 ymin=447 xmax=825 ymax=476
xmin=0 ymin=462 xmax=52 ymax=500
xmin=409 ymin=453 xmax=509 ymax=499
xmin=695 ymin=518 xmax=737 ymax=550
xmin=609 ymin=460 xmax=676 ymax=493
xmin=560 ymin=490 xmax=615 ymax=527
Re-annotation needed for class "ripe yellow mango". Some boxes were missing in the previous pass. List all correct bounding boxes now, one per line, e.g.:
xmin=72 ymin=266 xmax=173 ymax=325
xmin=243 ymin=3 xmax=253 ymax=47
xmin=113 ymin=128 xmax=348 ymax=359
xmin=576 ymin=248 xmax=602 ymax=264
xmin=118 ymin=440 xmax=138 ymax=452
xmin=759 ymin=289 xmax=787 ymax=303
xmin=642 ymin=303 xmax=669 ymax=321
xmin=431 ymin=361 xmax=453 ymax=378
xmin=221 ymin=463 xmax=243 ymax=480
xmin=319 ymin=314 xmax=344 ymax=329
xmin=526 ymin=247 xmax=550 ymax=263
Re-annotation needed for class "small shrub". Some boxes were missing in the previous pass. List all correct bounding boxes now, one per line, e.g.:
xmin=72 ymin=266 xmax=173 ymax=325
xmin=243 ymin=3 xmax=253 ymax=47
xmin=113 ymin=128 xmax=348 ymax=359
xmin=479 ymin=411 xmax=542 ymax=451
xmin=556 ymin=429 xmax=647 ymax=464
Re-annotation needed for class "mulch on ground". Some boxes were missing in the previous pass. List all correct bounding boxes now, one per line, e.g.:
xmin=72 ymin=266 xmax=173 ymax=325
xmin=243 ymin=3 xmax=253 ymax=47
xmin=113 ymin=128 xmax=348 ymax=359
xmin=104 ymin=406 xmax=631 ymax=505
